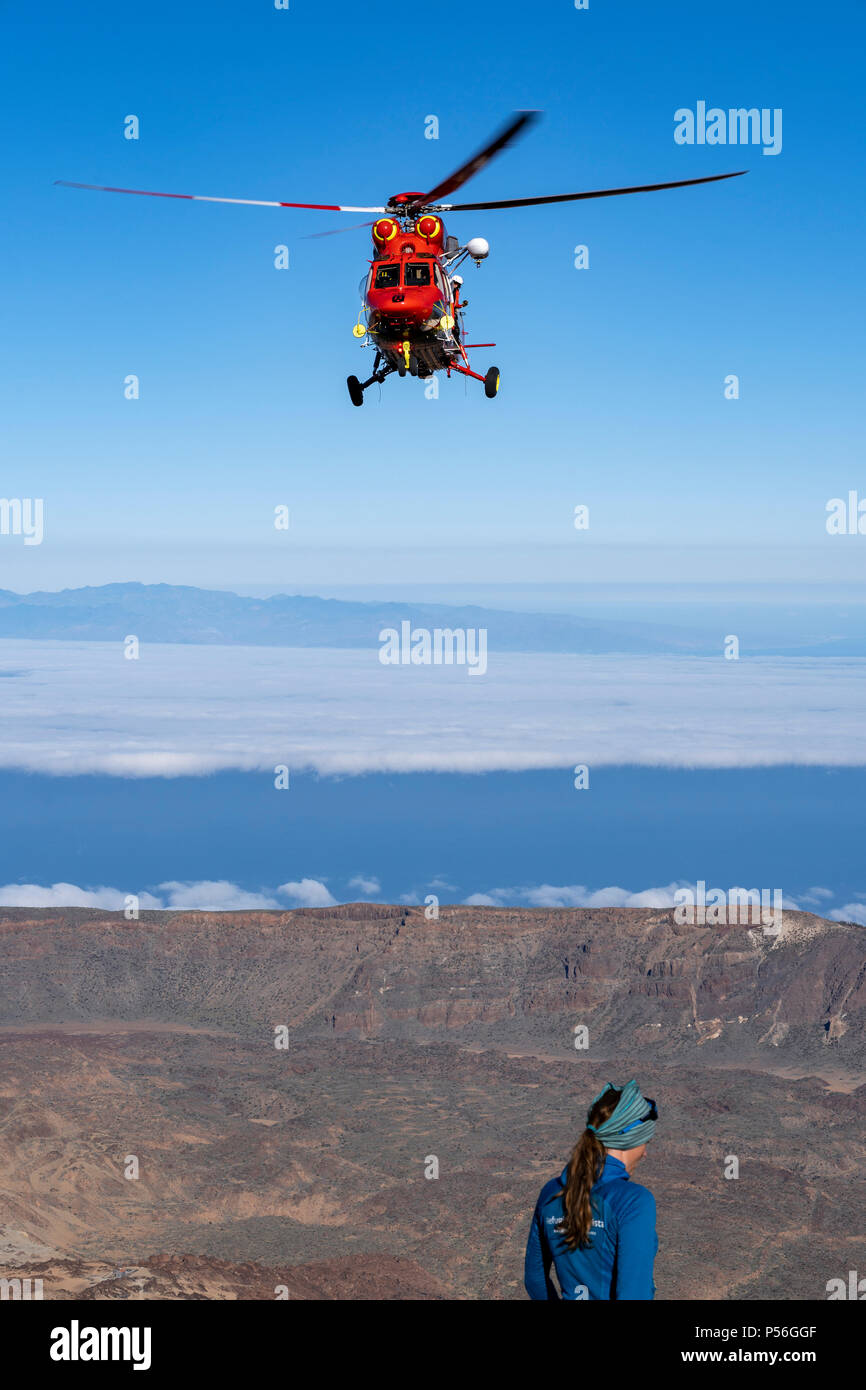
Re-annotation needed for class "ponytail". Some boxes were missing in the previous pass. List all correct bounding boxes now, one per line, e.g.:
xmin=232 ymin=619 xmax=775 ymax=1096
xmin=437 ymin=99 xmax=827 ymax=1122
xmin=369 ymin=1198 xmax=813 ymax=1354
xmin=560 ymin=1086 xmax=621 ymax=1250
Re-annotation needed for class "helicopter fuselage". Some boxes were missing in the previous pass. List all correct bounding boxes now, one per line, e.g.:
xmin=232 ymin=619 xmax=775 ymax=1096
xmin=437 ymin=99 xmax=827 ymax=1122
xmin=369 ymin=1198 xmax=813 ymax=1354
xmin=362 ymin=211 xmax=459 ymax=377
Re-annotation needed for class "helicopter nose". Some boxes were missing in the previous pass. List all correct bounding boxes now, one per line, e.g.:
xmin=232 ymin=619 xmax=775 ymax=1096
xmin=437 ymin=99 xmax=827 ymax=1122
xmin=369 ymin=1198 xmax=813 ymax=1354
xmin=383 ymin=301 xmax=426 ymax=323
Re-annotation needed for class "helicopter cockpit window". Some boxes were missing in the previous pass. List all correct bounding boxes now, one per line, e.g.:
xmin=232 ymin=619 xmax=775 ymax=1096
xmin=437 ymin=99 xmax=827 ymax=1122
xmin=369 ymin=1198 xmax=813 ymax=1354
xmin=403 ymin=261 xmax=432 ymax=287
xmin=374 ymin=264 xmax=401 ymax=289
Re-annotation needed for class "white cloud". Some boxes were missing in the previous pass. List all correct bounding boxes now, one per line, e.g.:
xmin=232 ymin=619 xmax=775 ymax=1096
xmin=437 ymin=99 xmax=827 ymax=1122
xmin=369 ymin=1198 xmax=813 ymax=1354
xmin=348 ymin=875 xmax=381 ymax=896
xmin=0 ymin=878 xmax=333 ymax=911
xmin=466 ymin=884 xmax=842 ymax=914
xmin=157 ymin=880 xmax=281 ymax=911
xmin=464 ymin=883 xmax=684 ymax=909
xmin=0 ymin=882 xmax=161 ymax=910
xmin=276 ymin=878 xmax=337 ymax=908
xmin=795 ymin=886 xmax=836 ymax=907
xmin=0 ymin=641 xmax=865 ymax=776
xmin=0 ymin=877 xmax=851 ymax=918
xmin=830 ymin=903 xmax=866 ymax=925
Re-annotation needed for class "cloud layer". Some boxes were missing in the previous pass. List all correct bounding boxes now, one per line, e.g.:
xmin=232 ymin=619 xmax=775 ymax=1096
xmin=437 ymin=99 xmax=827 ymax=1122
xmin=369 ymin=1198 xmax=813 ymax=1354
xmin=463 ymin=883 xmax=684 ymax=909
xmin=0 ymin=879 xmax=335 ymax=912
xmin=0 ymin=878 xmax=857 ymax=919
xmin=1 ymin=640 xmax=866 ymax=777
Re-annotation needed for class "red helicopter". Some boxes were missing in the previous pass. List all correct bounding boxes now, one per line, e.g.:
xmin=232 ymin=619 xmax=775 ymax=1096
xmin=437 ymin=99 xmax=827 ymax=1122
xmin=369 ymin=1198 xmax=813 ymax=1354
xmin=56 ymin=111 xmax=745 ymax=405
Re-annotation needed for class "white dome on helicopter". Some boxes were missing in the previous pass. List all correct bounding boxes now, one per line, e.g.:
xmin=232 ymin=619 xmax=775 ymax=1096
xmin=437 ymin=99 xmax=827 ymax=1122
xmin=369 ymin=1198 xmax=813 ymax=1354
xmin=466 ymin=237 xmax=489 ymax=261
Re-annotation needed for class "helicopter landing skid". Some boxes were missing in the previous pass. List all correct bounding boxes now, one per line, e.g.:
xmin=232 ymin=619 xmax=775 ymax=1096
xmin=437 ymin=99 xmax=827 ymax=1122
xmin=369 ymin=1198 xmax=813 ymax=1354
xmin=346 ymin=361 xmax=396 ymax=407
xmin=348 ymin=353 xmax=499 ymax=406
xmin=449 ymin=362 xmax=501 ymax=398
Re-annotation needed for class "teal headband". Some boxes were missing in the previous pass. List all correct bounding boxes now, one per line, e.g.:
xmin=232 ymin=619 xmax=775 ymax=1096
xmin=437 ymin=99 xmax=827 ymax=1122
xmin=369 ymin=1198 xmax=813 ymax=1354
xmin=586 ymin=1079 xmax=657 ymax=1150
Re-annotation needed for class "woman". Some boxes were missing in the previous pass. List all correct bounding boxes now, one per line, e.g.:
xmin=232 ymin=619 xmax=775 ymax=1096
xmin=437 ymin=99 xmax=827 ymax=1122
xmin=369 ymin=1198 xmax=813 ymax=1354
xmin=524 ymin=1079 xmax=659 ymax=1300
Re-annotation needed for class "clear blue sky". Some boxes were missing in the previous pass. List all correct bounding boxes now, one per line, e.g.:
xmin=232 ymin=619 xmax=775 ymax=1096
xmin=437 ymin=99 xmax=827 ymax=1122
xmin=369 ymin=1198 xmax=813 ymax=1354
xmin=1 ymin=0 xmax=864 ymax=592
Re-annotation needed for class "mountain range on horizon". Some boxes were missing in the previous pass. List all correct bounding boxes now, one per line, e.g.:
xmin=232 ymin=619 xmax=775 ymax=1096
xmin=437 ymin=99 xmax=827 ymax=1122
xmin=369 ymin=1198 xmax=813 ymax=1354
xmin=0 ymin=582 xmax=863 ymax=655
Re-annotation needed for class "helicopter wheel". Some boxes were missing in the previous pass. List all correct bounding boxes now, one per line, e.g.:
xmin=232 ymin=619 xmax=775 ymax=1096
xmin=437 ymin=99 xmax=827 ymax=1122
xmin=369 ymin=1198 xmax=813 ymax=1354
xmin=484 ymin=366 xmax=501 ymax=398
xmin=346 ymin=375 xmax=364 ymax=407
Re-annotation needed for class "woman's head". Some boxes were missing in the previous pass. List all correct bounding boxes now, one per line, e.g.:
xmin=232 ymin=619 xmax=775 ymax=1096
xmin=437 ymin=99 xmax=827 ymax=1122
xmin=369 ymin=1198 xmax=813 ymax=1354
xmin=587 ymin=1080 xmax=658 ymax=1149
xmin=559 ymin=1081 xmax=657 ymax=1251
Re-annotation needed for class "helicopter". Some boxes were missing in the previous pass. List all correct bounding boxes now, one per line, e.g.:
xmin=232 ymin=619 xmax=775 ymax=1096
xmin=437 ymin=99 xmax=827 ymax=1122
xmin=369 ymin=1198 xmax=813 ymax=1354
xmin=56 ymin=111 xmax=745 ymax=405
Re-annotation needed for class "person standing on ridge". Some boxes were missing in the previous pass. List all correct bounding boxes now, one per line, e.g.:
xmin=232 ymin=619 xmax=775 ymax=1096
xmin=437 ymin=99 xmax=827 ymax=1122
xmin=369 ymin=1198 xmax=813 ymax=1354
xmin=524 ymin=1080 xmax=659 ymax=1300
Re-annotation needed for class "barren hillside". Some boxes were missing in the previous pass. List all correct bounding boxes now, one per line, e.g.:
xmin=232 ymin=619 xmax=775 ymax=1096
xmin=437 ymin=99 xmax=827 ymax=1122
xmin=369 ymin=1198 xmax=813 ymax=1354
xmin=1 ymin=905 xmax=863 ymax=1299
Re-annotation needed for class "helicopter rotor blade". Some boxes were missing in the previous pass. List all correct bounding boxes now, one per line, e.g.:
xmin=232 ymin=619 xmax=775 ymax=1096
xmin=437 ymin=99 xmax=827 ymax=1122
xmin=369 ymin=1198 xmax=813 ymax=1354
xmin=303 ymin=219 xmax=376 ymax=240
xmin=54 ymin=180 xmax=386 ymax=213
xmin=443 ymin=169 xmax=747 ymax=211
xmin=416 ymin=110 xmax=541 ymax=207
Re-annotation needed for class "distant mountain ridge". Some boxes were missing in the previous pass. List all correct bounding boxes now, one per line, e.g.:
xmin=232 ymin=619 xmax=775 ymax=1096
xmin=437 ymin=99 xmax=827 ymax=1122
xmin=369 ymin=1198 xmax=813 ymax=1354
xmin=2 ymin=903 xmax=862 ymax=1066
xmin=0 ymin=582 xmax=707 ymax=654
xmin=0 ymin=583 xmax=860 ymax=655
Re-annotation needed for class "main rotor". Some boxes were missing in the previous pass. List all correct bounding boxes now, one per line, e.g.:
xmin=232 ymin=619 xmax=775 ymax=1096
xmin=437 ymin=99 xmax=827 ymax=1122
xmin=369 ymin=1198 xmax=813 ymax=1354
xmin=56 ymin=109 xmax=746 ymax=226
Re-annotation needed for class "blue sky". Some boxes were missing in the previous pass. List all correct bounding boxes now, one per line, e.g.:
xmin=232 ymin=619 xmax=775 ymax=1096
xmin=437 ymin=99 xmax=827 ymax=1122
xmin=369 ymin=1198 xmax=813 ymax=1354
xmin=0 ymin=4 xmax=864 ymax=914
xmin=1 ymin=0 xmax=864 ymax=592
xmin=1 ymin=767 xmax=864 ymax=923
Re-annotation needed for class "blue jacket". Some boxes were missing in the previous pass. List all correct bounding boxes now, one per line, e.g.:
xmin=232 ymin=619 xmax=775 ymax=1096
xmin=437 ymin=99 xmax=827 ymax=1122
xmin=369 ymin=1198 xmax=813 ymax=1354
xmin=524 ymin=1155 xmax=657 ymax=1300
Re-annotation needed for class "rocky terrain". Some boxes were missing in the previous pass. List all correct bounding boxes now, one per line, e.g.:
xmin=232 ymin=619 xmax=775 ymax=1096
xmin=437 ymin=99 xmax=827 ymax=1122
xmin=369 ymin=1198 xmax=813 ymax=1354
xmin=1 ymin=904 xmax=864 ymax=1299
